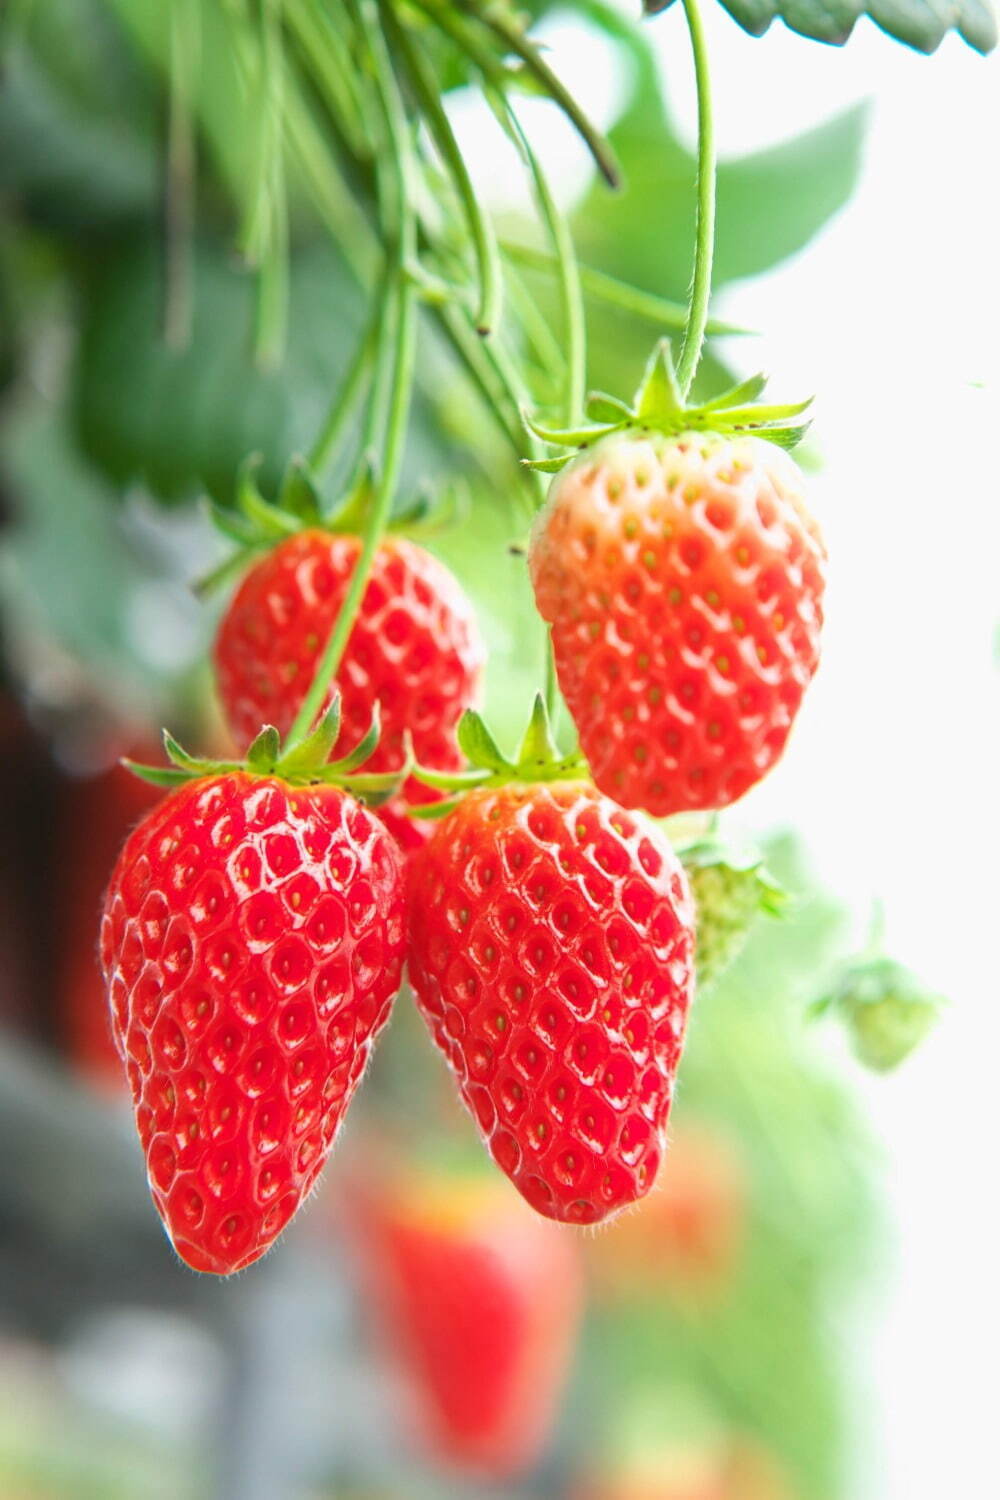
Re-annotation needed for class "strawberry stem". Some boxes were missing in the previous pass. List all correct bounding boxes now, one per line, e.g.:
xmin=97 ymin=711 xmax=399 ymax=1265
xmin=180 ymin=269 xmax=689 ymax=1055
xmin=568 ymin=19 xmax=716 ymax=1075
xmin=307 ymin=300 xmax=381 ymax=480
xmin=676 ymin=0 xmax=716 ymax=401
xmin=286 ymin=0 xmax=418 ymax=749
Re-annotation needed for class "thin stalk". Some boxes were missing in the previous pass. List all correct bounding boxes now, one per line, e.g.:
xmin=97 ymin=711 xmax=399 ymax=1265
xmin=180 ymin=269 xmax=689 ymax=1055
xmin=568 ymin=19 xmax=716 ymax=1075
xmin=450 ymin=0 xmax=619 ymax=188
xmin=494 ymin=97 xmax=585 ymax=427
xmin=306 ymin=303 xmax=381 ymax=478
xmin=504 ymin=262 xmax=565 ymax=391
xmin=501 ymin=241 xmax=748 ymax=337
xmin=676 ymin=0 xmax=716 ymax=400
xmin=164 ymin=0 xmax=199 ymax=348
xmin=287 ymin=0 xmax=418 ymax=746
xmin=386 ymin=9 xmax=502 ymax=336
xmin=253 ymin=0 xmax=289 ymax=367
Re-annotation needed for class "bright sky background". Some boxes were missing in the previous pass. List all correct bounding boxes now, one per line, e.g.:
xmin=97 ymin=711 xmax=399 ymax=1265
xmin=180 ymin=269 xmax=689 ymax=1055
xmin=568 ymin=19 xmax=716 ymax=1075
xmin=451 ymin=10 xmax=1000 ymax=1497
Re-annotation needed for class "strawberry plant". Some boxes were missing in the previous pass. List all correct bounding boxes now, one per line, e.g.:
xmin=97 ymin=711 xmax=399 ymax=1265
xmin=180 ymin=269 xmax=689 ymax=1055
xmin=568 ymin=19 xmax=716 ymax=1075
xmin=0 ymin=0 xmax=991 ymax=1493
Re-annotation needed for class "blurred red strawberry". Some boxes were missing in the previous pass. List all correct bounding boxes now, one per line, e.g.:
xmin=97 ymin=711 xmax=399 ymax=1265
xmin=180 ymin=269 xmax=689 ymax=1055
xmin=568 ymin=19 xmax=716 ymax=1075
xmin=55 ymin=752 xmax=162 ymax=1094
xmin=353 ymin=1167 xmax=584 ymax=1478
xmin=588 ymin=1126 xmax=746 ymax=1302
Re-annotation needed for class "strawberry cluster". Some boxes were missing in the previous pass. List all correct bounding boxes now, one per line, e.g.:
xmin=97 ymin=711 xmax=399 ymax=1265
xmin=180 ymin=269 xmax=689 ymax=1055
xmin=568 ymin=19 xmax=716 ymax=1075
xmin=100 ymin=365 xmax=825 ymax=1272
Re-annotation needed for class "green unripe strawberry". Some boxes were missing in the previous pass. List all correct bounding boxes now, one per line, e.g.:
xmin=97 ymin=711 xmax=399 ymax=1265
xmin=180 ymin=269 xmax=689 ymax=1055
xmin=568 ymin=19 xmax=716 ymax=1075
xmin=680 ymin=841 xmax=786 ymax=992
xmin=816 ymin=956 xmax=941 ymax=1072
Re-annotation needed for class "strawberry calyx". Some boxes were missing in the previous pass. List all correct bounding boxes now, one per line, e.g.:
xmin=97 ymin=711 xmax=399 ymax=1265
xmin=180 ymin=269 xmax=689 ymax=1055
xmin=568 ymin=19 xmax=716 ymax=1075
xmin=123 ymin=695 xmax=408 ymax=807
xmin=198 ymin=453 xmax=466 ymax=595
xmin=410 ymin=694 xmax=588 ymax=819
xmin=678 ymin=836 xmax=788 ymax=914
xmin=523 ymin=339 xmax=812 ymax=474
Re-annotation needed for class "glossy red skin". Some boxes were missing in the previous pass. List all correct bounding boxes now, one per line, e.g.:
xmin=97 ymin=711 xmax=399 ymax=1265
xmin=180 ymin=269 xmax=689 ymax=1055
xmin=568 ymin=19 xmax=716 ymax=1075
xmin=358 ymin=1176 xmax=583 ymax=1477
xmin=530 ymin=432 xmax=826 ymax=816
xmin=407 ymin=782 xmax=695 ymax=1225
xmin=100 ymin=773 xmax=406 ymax=1274
xmin=58 ymin=757 xmax=163 ymax=1095
xmin=213 ymin=532 xmax=485 ymax=849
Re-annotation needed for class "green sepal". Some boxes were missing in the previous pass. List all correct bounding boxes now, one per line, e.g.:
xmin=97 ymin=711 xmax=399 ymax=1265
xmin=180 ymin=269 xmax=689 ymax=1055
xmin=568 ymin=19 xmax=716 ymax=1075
xmin=328 ymin=454 xmax=378 ymax=534
xmin=408 ymin=797 xmax=462 ymax=820
xmin=517 ymin=693 xmax=561 ymax=768
xmin=700 ymin=372 xmax=769 ymax=410
xmin=326 ymin=706 xmax=384 ymax=776
xmin=714 ymin=396 xmax=814 ymax=425
xmin=522 ymin=454 xmax=573 ymax=474
xmin=411 ymin=700 xmax=589 ymax=803
xmin=278 ymin=459 xmax=324 ymax=524
xmin=279 ymin=697 xmax=343 ymax=771
xmin=585 ymin=391 xmax=633 ymax=424
xmin=238 ymin=456 xmax=302 ymax=539
xmin=456 ymin=709 xmax=512 ymax=775
xmin=524 ymin=338 xmax=814 ymax=468
xmin=121 ymin=698 xmax=406 ymax=806
xmin=121 ymin=761 xmax=198 ymax=788
xmin=163 ymin=730 xmax=220 ymax=775
xmin=634 ymin=338 xmax=684 ymax=424
xmin=246 ymin=724 xmax=282 ymax=773
xmin=523 ymin=411 xmax=619 ymax=448
xmin=411 ymin=765 xmax=494 ymax=793
xmin=207 ymin=500 xmax=261 ymax=547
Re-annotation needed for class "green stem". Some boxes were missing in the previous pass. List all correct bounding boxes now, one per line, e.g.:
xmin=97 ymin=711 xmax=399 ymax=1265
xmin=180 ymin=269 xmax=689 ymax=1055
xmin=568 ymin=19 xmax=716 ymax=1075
xmin=306 ymin=302 xmax=380 ymax=478
xmin=164 ymin=0 xmax=199 ymax=348
xmin=451 ymin=0 xmax=619 ymax=188
xmin=253 ymin=0 xmax=289 ymax=367
xmin=676 ymin=0 xmax=716 ymax=401
xmin=286 ymin=0 xmax=418 ymax=747
xmin=500 ymin=103 xmax=585 ymax=427
xmin=501 ymin=242 xmax=748 ymax=338
xmin=386 ymin=7 xmax=502 ymax=336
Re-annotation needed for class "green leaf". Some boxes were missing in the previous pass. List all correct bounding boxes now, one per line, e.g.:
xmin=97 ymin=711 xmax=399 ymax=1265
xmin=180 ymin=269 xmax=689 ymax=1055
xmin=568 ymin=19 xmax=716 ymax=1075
xmin=697 ymin=0 xmax=997 ymax=51
xmin=701 ymin=372 xmax=769 ymax=411
xmin=72 ymin=236 xmax=458 ymax=508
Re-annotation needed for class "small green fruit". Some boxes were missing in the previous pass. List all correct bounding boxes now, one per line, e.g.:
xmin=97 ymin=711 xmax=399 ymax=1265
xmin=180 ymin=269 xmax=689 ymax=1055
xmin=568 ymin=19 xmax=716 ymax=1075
xmin=817 ymin=957 xmax=941 ymax=1073
xmin=681 ymin=841 xmax=786 ymax=992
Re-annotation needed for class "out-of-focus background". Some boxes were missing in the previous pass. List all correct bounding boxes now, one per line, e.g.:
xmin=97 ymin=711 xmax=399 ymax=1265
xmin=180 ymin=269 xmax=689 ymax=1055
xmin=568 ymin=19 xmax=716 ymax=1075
xmin=1 ymin=2 xmax=997 ymax=1498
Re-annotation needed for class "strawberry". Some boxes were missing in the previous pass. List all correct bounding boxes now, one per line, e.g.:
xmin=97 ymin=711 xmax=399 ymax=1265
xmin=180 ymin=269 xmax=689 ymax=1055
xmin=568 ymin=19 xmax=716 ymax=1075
xmin=526 ymin=351 xmax=824 ymax=818
xmin=814 ymin=953 xmax=941 ymax=1072
xmin=100 ymin=763 xmax=406 ymax=1274
xmin=407 ymin=702 xmax=696 ymax=1225
xmin=213 ymin=532 xmax=484 ymax=820
xmin=353 ymin=1166 xmax=583 ymax=1478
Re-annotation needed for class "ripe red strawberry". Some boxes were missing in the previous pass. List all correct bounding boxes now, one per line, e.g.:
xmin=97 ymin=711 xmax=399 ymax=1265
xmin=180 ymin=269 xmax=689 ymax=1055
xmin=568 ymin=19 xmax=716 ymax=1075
xmin=529 ymin=432 xmax=826 ymax=816
xmin=213 ymin=531 xmax=484 ymax=799
xmin=354 ymin=1168 xmax=583 ymax=1477
xmin=100 ymin=771 xmax=406 ymax=1274
xmin=407 ymin=780 xmax=695 ymax=1224
xmin=57 ymin=753 xmax=163 ymax=1095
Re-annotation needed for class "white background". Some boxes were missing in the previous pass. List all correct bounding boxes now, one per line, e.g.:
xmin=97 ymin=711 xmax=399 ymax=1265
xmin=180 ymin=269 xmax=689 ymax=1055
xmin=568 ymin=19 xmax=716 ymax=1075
xmin=452 ymin=10 xmax=1000 ymax=1497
